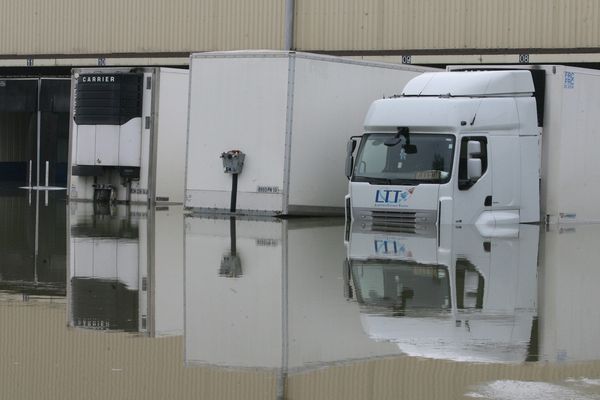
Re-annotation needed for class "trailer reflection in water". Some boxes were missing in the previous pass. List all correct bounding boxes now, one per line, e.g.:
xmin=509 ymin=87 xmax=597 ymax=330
xmin=184 ymin=216 xmax=402 ymax=374
xmin=67 ymin=202 xmax=184 ymax=336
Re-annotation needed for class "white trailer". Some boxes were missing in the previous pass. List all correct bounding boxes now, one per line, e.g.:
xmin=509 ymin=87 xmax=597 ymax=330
xmin=346 ymin=65 xmax=600 ymax=226
xmin=68 ymin=67 xmax=189 ymax=205
xmin=185 ymin=51 xmax=436 ymax=216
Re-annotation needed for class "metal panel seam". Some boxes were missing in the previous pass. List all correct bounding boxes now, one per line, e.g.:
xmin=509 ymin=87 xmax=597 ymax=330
xmin=147 ymin=204 xmax=156 ymax=336
xmin=67 ymin=75 xmax=77 ymax=199
xmin=36 ymin=79 xmax=41 ymax=187
xmin=294 ymin=51 xmax=436 ymax=72
xmin=65 ymin=203 xmax=72 ymax=325
xmin=182 ymin=216 xmax=188 ymax=364
xmin=278 ymin=219 xmax=289 ymax=398
xmin=190 ymin=51 xmax=291 ymax=60
xmin=149 ymin=68 xmax=161 ymax=204
xmin=282 ymin=53 xmax=296 ymax=214
xmin=183 ymin=55 xmax=194 ymax=209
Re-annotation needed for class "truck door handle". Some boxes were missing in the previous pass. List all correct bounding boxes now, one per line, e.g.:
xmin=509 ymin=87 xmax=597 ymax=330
xmin=484 ymin=196 xmax=492 ymax=206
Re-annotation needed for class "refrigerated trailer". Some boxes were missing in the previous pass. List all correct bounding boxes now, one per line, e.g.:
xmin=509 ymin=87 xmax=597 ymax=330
xmin=185 ymin=51 xmax=437 ymax=216
xmin=346 ymin=65 xmax=600 ymax=225
xmin=68 ymin=67 xmax=189 ymax=205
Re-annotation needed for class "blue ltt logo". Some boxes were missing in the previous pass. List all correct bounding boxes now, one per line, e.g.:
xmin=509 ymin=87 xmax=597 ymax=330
xmin=375 ymin=189 xmax=410 ymax=204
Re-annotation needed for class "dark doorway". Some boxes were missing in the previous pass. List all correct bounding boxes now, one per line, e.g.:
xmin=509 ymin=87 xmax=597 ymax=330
xmin=0 ymin=78 xmax=70 ymax=188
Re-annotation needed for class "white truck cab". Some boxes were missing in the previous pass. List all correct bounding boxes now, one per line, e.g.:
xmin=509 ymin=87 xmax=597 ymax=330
xmin=346 ymin=70 xmax=541 ymax=226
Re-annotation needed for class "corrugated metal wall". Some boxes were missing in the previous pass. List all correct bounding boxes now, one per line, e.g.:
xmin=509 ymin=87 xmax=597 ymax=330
xmin=0 ymin=0 xmax=284 ymax=55
xmin=295 ymin=0 xmax=600 ymax=52
xmin=287 ymin=357 xmax=600 ymax=399
xmin=0 ymin=0 xmax=599 ymax=57
xmin=0 ymin=302 xmax=277 ymax=400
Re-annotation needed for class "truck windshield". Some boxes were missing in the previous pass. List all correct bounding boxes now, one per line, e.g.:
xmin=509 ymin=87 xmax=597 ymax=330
xmin=353 ymin=133 xmax=455 ymax=184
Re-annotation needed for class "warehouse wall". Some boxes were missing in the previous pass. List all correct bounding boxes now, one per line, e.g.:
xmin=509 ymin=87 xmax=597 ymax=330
xmin=295 ymin=0 xmax=600 ymax=53
xmin=0 ymin=301 xmax=276 ymax=400
xmin=0 ymin=0 xmax=284 ymax=56
xmin=0 ymin=0 xmax=598 ymax=58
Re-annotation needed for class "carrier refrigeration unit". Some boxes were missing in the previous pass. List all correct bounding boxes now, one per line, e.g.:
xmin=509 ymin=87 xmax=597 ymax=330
xmin=69 ymin=67 xmax=189 ymax=205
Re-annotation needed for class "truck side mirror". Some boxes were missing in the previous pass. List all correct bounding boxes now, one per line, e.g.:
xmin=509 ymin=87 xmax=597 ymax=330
xmin=468 ymin=140 xmax=481 ymax=157
xmin=345 ymin=139 xmax=357 ymax=179
xmin=467 ymin=158 xmax=482 ymax=180
xmin=459 ymin=137 xmax=487 ymax=191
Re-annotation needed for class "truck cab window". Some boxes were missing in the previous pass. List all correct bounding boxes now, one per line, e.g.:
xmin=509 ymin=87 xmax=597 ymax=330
xmin=458 ymin=136 xmax=487 ymax=191
xmin=353 ymin=133 xmax=455 ymax=184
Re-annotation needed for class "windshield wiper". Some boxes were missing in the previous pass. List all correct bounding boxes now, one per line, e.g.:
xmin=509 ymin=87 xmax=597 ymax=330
xmin=364 ymin=177 xmax=392 ymax=184
xmin=416 ymin=178 xmax=443 ymax=184
xmin=390 ymin=179 xmax=421 ymax=185
xmin=354 ymin=176 xmax=419 ymax=185
xmin=353 ymin=176 xmax=391 ymax=184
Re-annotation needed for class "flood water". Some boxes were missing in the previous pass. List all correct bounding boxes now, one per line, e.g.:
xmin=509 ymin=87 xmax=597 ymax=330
xmin=2 ymin=190 xmax=600 ymax=399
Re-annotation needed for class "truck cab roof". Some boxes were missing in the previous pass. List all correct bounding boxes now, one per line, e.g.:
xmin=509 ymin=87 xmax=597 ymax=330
xmin=363 ymin=95 xmax=538 ymax=134
xmin=402 ymin=70 xmax=535 ymax=97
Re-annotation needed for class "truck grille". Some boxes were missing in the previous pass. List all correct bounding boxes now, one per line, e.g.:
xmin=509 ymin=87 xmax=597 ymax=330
xmin=354 ymin=208 xmax=437 ymax=233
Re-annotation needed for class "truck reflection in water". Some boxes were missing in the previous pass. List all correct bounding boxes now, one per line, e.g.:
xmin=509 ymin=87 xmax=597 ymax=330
xmin=349 ymin=261 xmax=452 ymax=316
xmin=345 ymin=222 xmax=539 ymax=363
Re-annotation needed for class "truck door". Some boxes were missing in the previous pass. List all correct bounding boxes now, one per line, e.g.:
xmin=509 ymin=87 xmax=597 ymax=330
xmin=489 ymin=135 xmax=520 ymax=211
xmin=452 ymin=136 xmax=492 ymax=224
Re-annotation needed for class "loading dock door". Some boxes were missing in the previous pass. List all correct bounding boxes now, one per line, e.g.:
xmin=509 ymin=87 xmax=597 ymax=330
xmin=0 ymin=78 xmax=70 ymax=189
xmin=0 ymin=79 xmax=37 ymax=187
xmin=39 ymin=79 xmax=71 ymax=187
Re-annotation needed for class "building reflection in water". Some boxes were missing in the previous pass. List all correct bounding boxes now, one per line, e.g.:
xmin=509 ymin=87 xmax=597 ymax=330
xmin=67 ymin=202 xmax=184 ymax=336
xmin=0 ymin=188 xmax=66 ymax=298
